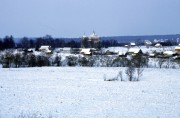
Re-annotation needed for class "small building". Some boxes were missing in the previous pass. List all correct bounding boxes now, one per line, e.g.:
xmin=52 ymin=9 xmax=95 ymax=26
xmin=155 ymin=43 xmax=162 ymax=48
xmin=124 ymin=45 xmax=129 ymax=47
xmin=163 ymin=51 xmax=175 ymax=57
xmin=149 ymin=53 xmax=156 ymax=58
xmin=118 ymin=51 xmax=127 ymax=57
xmin=130 ymin=42 xmax=136 ymax=47
xmin=175 ymin=44 xmax=180 ymax=54
xmin=27 ymin=49 xmax=34 ymax=52
xmin=39 ymin=46 xmax=51 ymax=53
xmin=104 ymin=50 xmax=117 ymax=55
xmin=80 ymin=48 xmax=92 ymax=55
xmin=128 ymin=48 xmax=143 ymax=56
xmin=144 ymin=40 xmax=152 ymax=47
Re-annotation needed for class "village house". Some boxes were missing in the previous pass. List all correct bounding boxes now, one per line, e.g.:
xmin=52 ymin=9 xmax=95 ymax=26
xmin=155 ymin=43 xmax=162 ymax=48
xmin=80 ymin=48 xmax=92 ymax=55
xmin=163 ymin=51 xmax=175 ymax=57
xmin=39 ymin=46 xmax=52 ymax=53
xmin=130 ymin=42 xmax=136 ymax=47
xmin=118 ymin=51 xmax=127 ymax=57
xmin=127 ymin=48 xmax=143 ymax=56
xmin=144 ymin=40 xmax=152 ymax=47
xmin=175 ymin=44 xmax=180 ymax=54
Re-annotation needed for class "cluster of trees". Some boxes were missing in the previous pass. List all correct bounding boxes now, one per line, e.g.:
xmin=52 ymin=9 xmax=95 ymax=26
xmin=103 ymin=55 xmax=149 ymax=82
xmin=0 ymin=35 xmax=81 ymax=50
xmin=1 ymin=35 xmax=178 ymax=51
xmin=0 ymin=35 xmax=127 ymax=50
xmin=0 ymin=51 xmax=149 ymax=68
xmin=0 ymin=35 xmax=154 ymax=51
xmin=125 ymin=55 xmax=148 ymax=81
xmin=1 ymin=50 xmax=179 ymax=68
xmin=0 ymin=36 xmax=15 ymax=50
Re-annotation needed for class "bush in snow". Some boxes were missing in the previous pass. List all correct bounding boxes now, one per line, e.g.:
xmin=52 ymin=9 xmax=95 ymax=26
xmin=1 ymin=51 xmax=14 ymax=68
xmin=15 ymin=112 xmax=53 ymax=118
xmin=104 ymin=74 xmax=118 ymax=81
xmin=14 ymin=53 xmax=22 ymax=68
xmin=136 ymin=67 xmax=144 ymax=81
xmin=78 ymin=57 xmax=89 ymax=66
xmin=118 ymin=71 xmax=124 ymax=81
xmin=112 ymin=57 xmax=128 ymax=67
xmin=27 ymin=54 xmax=37 ymax=67
xmin=125 ymin=55 xmax=147 ymax=81
xmin=87 ymin=56 xmax=95 ymax=67
xmin=35 ymin=53 xmax=51 ymax=67
xmin=66 ymin=56 xmax=78 ymax=66
xmin=53 ymin=54 xmax=61 ymax=66
xmin=157 ymin=58 xmax=166 ymax=69
xmin=125 ymin=65 xmax=135 ymax=81
xmin=131 ymin=55 xmax=146 ymax=81
xmin=104 ymin=71 xmax=124 ymax=81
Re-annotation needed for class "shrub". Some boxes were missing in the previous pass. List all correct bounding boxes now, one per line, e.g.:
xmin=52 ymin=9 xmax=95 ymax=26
xmin=125 ymin=59 xmax=135 ymax=81
xmin=78 ymin=57 xmax=89 ymax=66
xmin=66 ymin=56 xmax=78 ymax=66
xmin=53 ymin=55 xmax=61 ymax=66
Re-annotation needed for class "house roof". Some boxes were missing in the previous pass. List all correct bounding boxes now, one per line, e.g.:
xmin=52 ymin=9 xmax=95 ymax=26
xmin=144 ymin=40 xmax=152 ymax=45
xmin=39 ymin=46 xmax=51 ymax=53
xmin=155 ymin=43 xmax=162 ymax=47
xmin=118 ymin=51 xmax=126 ymax=55
xmin=175 ymin=46 xmax=180 ymax=50
xmin=130 ymin=42 xmax=136 ymax=46
xmin=40 ymin=46 xmax=50 ymax=48
xmin=163 ymin=51 xmax=175 ymax=55
xmin=81 ymin=49 xmax=91 ymax=55
xmin=128 ymin=48 xmax=141 ymax=54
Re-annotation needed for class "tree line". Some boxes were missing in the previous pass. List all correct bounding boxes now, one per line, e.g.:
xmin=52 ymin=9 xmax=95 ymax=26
xmin=0 ymin=35 xmax=145 ymax=50
xmin=0 ymin=35 xmax=178 ymax=50
xmin=0 ymin=35 xmax=81 ymax=50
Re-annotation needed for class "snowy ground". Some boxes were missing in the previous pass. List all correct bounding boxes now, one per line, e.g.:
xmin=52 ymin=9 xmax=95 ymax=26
xmin=0 ymin=67 xmax=180 ymax=118
xmin=104 ymin=46 xmax=176 ymax=53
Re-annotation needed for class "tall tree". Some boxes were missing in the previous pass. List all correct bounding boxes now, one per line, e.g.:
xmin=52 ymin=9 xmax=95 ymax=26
xmin=0 ymin=39 xmax=3 ymax=50
xmin=3 ymin=35 xmax=15 ymax=49
xmin=20 ymin=37 xmax=30 ymax=49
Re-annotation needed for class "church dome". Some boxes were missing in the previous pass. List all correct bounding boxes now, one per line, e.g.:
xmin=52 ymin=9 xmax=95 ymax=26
xmin=89 ymin=32 xmax=99 ymax=39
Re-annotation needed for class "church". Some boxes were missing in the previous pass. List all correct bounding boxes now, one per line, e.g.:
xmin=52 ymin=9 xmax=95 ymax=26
xmin=81 ymin=31 xmax=100 ymax=49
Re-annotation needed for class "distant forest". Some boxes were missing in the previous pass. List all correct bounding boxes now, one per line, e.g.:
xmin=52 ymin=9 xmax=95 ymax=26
xmin=0 ymin=34 xmax=179 ymax=50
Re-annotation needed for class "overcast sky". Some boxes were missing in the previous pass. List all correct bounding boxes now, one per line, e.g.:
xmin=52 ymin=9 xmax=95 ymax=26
xmin=0 ymin=0 xmax=180 ymax=38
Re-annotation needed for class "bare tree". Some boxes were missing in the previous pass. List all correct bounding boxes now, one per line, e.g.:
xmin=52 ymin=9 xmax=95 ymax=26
xmin=136 ymin=68 xmax=144 ymax=81
xmin=54 ymin=55 xmax=61 ymax=66
xmin=14 ymin=53 xmax=21 ymax=68
xmin=118 ymin=71 xmax=123 ymax=81
xmin=125 ymin=59 xmax=135 ymax=81
xmin=158 ymin=58 xmax=165 ymax=68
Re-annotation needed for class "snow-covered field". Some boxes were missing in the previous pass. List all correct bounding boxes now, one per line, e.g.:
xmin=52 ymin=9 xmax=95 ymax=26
xmin=0 ymin=67 xmax=180 ymax=118
xmin=105 ymin=46 xmax=176 ymax=53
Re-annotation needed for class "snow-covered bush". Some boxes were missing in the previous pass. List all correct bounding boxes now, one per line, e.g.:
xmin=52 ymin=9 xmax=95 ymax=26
xmin=104 ymin=71 xmax=124 ymax=81
xmin=104 ymin=74 xmax=118 ymax=81
xmin=66 ymin=56 xmax=78 ymax=66
xmin=1 ymin=51 xmax=14 ymax=68
xmin=53 ymin=55 xmax=61 ymax=66
xmin=112 ymin=57 xmax=128 ymax=67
